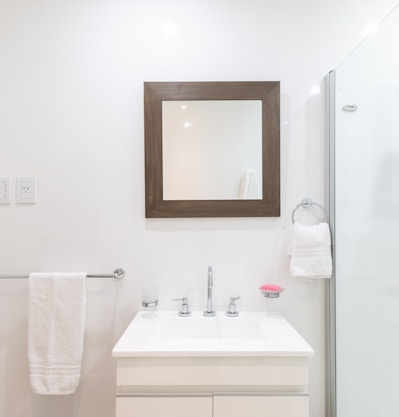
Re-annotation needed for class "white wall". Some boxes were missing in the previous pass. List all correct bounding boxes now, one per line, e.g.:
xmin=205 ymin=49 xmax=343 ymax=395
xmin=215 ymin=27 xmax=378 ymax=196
xmin=0 ymin=1 xmax=397 ymax=416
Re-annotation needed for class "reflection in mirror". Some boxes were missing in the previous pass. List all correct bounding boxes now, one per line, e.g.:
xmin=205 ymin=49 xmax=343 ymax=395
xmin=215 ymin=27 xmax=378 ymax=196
xmin=144 ymin=81 xmax=280 ymax=218
xmin=162 ymin=100 xmax=262 ymax=200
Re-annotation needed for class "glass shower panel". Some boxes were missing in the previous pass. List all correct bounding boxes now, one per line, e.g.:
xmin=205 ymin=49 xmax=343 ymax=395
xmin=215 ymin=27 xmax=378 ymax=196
xmin=334 ymin=6 xmax=399 ymax=417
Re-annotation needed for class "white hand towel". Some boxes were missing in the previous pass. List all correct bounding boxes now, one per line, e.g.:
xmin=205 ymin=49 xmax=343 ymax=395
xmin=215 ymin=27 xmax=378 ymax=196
xmin=289 ymin=222 xmax=332 ymax=278
xmin=28 ymin=272 xmax=87 ymax=395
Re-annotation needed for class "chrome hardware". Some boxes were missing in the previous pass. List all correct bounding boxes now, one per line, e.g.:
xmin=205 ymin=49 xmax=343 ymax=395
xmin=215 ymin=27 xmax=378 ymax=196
xmin=291 ymin=198 xmax=327 ymax=224
xmin=342 ymin=104 xmax=358 ymax=112
xmin=142 ymin=300 xmax=158 ymax=308
xmin=226 ymin=296 xmax=240 ymax=317
xmin=0 ymin=268 xmax=126 ymax=280
xmin=113 ymin=268 xmax=125 ymax=279
xmin=262 ymin=292 xmax=280 ymax=298
xmin=172 ymin=297 xmax=191 ymax=317
xmin=204 ymin=266 xmax=215 ymax=317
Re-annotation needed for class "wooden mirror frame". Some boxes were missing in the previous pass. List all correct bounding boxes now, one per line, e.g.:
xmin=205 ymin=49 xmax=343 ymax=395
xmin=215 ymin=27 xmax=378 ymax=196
xmin=144 ymin=81 xmax=280 ymax=218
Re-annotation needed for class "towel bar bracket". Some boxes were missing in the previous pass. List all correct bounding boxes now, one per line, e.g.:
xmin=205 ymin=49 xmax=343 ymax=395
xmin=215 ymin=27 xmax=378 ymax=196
xmin=113 ymin=268 xmax=125 ymax=280
xmin=300 ymin=198 xmax=313 ymax=209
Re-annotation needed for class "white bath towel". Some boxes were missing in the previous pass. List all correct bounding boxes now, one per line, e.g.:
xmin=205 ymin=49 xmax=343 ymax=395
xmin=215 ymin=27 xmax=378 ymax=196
xmin=28 ymin=272 xmax=87 ymax=395
xmin=289 ymin=222 xmax=332 ymax=278
xmin=238 ymin=170 xmax=259 ymax=199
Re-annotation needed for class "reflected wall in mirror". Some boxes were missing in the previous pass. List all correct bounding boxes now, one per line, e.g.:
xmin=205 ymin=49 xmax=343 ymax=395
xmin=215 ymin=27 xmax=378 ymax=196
xmin=163 ymin=100 xmax=262 ymax=201
xmin=144 ymin=81 xmax=280 ymax=218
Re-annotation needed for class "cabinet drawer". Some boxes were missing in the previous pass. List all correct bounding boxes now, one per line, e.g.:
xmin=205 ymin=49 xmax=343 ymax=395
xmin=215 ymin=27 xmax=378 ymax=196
xmin=213 ymin=394 xmax=309 ymax=417
xmin=116 ymin=395 xmax=212 ymax=417
xmin=117 ymin=357 xmax=309 ymax=388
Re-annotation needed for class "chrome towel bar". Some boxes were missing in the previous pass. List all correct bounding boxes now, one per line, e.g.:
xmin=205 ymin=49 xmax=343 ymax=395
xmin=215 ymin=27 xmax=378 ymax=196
xmin=0 ymin=268 xmax=125 ymax=280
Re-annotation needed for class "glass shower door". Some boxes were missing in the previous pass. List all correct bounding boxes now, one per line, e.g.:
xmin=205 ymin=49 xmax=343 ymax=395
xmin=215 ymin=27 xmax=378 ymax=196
xmin=333 ymin=5 xmax=399 ymax=417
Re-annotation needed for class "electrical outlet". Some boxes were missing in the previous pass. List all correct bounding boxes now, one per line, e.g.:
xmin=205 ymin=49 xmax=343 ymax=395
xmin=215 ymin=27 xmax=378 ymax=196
xmin=16 ymin=177 xmax=36 ymax=204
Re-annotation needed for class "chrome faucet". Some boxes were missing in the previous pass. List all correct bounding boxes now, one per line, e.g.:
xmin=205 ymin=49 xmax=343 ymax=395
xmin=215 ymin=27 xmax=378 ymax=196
xmin=204 ymin=266 xmax=215 ymax=317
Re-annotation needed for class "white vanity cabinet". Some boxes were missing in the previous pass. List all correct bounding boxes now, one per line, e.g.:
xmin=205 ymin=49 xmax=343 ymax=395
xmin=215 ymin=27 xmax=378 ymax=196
xmin=112 ymin=311 xmax=314 ymax=417
xmin=116 ymin=394 xmax=307 ymax=417
xmin=213 ymin=395 xmax=309 ymax=417
xmin=114 ymin=356 xmax=311 ymax=417
xmin=116 ymin=395 xmax=212 ymax=417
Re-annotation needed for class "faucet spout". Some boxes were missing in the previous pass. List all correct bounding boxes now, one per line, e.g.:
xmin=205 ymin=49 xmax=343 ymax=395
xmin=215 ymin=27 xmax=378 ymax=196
xmin=204 ymin=266 xmax=215 ymax=317
xmin=207 ymin=266 xmax=213 ymax=286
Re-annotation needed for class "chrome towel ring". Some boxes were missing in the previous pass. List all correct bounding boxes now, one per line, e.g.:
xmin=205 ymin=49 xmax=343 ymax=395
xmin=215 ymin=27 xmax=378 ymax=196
xmin=291 ymin=198 xmax=327 ymax=224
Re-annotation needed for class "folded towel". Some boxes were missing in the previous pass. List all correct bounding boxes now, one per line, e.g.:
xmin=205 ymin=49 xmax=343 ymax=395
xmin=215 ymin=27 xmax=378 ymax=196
xmin=238 ymin=170 xmax=259 ymax=199
xmin=28 ymin=272 xmax=87 ymax=395
xmin=289 ymin=222 xmax=332 ymax=278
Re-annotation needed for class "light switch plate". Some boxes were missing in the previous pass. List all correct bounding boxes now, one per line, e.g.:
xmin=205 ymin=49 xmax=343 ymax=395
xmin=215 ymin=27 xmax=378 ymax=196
xmin=16 ymin=177 xmax=36 ymax=204
xmin=0 ymin=177 xmax=11 ymax=204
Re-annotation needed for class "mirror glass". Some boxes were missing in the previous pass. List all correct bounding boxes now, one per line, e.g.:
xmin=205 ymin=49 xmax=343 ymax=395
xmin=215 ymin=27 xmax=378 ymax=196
xmin=144 ymin=81 xmax=280 ymax=218
xmin=162 ymin=100 xmax=262 ymax=200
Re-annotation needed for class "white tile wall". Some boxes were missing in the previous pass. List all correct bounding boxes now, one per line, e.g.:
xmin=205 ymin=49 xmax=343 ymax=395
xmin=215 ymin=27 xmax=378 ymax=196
xmin=0 ymin=1 xmax=398 ymax=416
xmin=0 ymin=37 xmax=40 ymax=105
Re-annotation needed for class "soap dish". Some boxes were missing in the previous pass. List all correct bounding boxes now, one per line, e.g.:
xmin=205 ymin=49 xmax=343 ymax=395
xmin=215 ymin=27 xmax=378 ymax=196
xmin=259 ymin=284 xmax=284 ymax=298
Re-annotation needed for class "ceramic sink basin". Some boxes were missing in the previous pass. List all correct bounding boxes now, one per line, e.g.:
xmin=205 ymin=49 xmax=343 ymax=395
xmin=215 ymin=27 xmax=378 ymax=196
xmin=158 ymin=315 xmax=266 ymax=340
xmin=112 ymin=311 xmax=314 ymax=358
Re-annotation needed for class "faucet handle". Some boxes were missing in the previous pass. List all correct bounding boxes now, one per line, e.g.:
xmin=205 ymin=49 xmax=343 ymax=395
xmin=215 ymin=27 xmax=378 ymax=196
xmin=226 ymin=296 xmax=240 ymax=317
xmin=172 ymin=297 xmax=191 ymax=317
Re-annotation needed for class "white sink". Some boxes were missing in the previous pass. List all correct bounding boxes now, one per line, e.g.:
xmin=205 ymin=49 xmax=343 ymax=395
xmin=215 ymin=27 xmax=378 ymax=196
xmin=112 ymin=311 xmax=314 ymax=357
xmin=158 ymin=315 xmax=267 ymax=340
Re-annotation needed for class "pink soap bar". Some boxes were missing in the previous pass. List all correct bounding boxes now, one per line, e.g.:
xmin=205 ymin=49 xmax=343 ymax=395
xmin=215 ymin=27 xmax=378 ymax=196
xmin=260 ymin=284 xmax=282 ymax=293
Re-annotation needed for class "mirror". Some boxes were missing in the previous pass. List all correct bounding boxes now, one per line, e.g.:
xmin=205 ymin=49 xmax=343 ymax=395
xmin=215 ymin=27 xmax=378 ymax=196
xmin=144 ymin=81 xmax=280 ymax=218
xmin=162 ymin=100 xmax=263 ymax=200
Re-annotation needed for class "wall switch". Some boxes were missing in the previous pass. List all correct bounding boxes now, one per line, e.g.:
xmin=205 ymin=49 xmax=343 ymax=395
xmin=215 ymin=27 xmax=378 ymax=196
xmin=0 ymin=177 xmax=11 ymax=204
xmin=16 ymin=177 xmax=36 ymax=204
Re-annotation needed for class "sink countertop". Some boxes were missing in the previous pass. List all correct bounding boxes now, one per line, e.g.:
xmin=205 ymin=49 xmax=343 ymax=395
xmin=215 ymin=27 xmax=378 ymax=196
xmin=112 ymin=311 xmax=314 ymax=358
